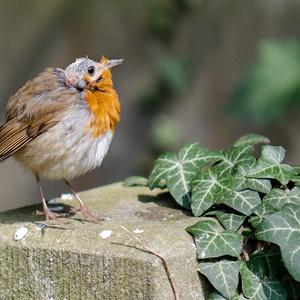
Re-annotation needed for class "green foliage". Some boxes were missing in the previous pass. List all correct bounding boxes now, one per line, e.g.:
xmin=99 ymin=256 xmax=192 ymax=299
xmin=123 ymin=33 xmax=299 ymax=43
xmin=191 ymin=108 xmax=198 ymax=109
xmin=246 ymin=145 xmax=295 ymax=185
xmin=187 ymin=220 xmax=242 ymax=259
xmin=233 ymin=133 xmax=270 ymax=147
xmin=256 ymin=205 xmax=300 ymax=282
xmin=149 ymin=143 xmax=223 ymax=208
xmin=125 ymin=133 xmax=300 ymax=299
xmin=240 ymin=262 xmax=287 ymax=300
xmin=230 ymin=40 xmax=300 ymax=123
xmin=200 ymin=260 xmax=240 ymax=299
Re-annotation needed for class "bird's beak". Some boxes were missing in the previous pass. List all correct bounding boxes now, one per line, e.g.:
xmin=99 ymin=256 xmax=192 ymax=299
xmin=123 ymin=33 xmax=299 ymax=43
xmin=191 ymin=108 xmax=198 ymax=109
xmin=106 ymin=59 xmax=124 ymax=69
xmin=100 ymin=56 xmax=124 ymax=70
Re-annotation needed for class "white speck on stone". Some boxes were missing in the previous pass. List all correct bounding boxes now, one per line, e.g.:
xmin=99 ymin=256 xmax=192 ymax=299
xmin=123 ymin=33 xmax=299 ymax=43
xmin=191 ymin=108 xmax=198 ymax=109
xmin=61 ymin=193 xmax=74 ymax=200
xmin=14 ymin=227 xmax=29 ymax=240
xmin=199 ymin=252 xmax=205 ymax=258
xmin=100 ymin=230 xmax=112 ymax=239
xmin=133 ymin=228 xmax=144 ymax=234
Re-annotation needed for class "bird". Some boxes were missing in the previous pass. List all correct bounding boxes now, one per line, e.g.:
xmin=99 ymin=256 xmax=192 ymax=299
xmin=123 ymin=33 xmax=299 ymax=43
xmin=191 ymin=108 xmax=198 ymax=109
xmin=0 ymin=56 xmax=123 ymax=220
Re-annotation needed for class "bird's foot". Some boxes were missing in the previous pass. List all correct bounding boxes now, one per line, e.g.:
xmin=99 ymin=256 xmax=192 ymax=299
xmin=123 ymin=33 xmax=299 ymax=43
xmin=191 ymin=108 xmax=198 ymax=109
xmin=70 ymin=204 xmax=106 ymax=221
xmin=34 ymin=209 xmax=67 ymax=221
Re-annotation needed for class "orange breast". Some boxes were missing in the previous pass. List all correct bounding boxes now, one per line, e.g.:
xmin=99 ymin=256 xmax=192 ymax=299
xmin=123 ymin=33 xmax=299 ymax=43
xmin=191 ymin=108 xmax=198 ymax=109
xmin=84 ymin=69 xmax=121 ymax=138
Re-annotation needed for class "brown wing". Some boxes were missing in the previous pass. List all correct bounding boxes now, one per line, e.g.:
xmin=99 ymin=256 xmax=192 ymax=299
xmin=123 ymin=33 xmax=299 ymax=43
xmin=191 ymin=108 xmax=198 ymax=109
xmin=0 ymin=68 xmax=79 ymax=161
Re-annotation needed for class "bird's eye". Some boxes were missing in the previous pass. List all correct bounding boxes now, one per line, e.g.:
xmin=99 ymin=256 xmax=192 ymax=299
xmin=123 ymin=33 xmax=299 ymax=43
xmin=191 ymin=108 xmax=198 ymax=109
xmin=87 ymin=66 xmax=95 ymax=75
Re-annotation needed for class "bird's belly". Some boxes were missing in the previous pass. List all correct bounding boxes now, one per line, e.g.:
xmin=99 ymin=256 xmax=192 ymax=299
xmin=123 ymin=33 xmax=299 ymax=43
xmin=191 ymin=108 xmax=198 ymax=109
xmin=13 ymin=107 xmax=114 ymax=181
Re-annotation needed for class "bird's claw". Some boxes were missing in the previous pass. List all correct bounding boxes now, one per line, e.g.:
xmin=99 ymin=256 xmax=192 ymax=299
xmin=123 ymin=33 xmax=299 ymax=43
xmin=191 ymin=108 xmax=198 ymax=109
xmin=34 ymin=209 xmax=68 ymax=221
xmin=70 ymin=204 xmax=106 ymax=221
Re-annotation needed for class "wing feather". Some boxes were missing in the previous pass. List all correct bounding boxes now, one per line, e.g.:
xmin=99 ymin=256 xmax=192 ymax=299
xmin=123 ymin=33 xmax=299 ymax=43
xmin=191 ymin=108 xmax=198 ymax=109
xmin=0 ymin=68 xmax=79 ymax=161
xmin=0 ymin=123 xmax=32 ymax=160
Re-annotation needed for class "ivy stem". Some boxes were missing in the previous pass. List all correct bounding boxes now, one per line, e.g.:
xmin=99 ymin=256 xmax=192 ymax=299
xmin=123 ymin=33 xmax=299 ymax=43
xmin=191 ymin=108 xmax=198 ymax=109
xmin=119 ymin=225 xmax=178 ymax=300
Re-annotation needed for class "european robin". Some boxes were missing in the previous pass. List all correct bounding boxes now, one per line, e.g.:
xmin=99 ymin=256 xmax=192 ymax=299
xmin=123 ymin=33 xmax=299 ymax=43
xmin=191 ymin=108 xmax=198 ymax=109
xmin=0 ymin=56 xmax=123 ymax=220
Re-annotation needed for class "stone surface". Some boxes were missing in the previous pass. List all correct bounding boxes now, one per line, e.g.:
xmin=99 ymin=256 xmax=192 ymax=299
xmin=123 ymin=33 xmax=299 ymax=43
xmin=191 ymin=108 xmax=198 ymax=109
xmin=0 ymin=182 xmax=206 ymax=300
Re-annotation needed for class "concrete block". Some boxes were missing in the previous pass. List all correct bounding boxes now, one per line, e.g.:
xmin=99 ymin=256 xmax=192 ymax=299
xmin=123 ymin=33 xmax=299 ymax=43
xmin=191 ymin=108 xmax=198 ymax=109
xmin=0 ymin=183 xmax=205 ymax=299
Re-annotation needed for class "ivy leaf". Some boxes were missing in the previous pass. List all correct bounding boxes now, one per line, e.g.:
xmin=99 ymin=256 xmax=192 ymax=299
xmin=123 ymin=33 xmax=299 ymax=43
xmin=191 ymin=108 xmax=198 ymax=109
xmin=249 ymin=202 xmax=278 ymax=228
xmin=218 ymin=187 xmax=261 ymax=217
xmin=186 ymin=219 xmax=242 ymax=259
xmin=234 ymin=133 xmax=270 ymax=147
xmin=247 ymin=246 xmax=282 ymax=279
xmin=256 ymin=204 xmax=300 ymax=281
xmin=199 ymin=260 xmax=240 ymax=299
xmin=191 ymin=169 xmax=220 ymax=216
xmin=148 ymin=152 xmax=177 ymax=188
xmin=214 ymin=211 xmax=246 ymax=231
xmin=294 ymin=166 xmax=300 ymax=174
xmin=262 ymin=187 xmax=300 ymax=210
xmin=191 ymin=169 xmax=261 ymax=216
xmin=290 ymin=174 xmax=300 ymax=187
xmin=237 ymin=176 xmax=272 ymax=194
xmin=240 ymin=262 xmax=287 ymax=300
xmin=291 ymin=167 xmax=300 ymax=185
xmin=216 ymin=175 xmax=261 ymax=216
xmin=246 ymin=145 xmax=295 ymax=185
xmin=214 ymin=144 xmax=255 ymax=176
xmin=237 ymin=164 xmax=272 ymax=194
xmin=123 ymin=176 xmax=149 ymax=187
xmin=148 ymin=143 xmax=223 ymax=208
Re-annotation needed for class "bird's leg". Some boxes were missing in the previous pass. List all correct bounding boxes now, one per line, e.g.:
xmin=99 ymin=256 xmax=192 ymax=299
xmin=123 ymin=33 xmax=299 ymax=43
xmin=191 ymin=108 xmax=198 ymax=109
xmin=35 ymin=175 xmax=63 ymax=220
xmin=64 ymin=180 xmax=105 ymax=221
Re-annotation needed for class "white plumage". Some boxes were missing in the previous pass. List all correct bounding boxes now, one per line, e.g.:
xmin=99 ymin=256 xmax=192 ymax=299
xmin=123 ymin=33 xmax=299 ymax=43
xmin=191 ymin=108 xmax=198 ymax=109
xmin=14 ymin=102 xmax=113 ymax=181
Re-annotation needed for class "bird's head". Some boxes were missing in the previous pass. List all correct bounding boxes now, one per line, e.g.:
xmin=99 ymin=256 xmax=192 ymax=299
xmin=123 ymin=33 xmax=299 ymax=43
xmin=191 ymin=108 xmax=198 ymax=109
xmin=64 ymin=56 xmax=123 ymax=91
xmin=64 ymin=56 xmax=123 ymax=137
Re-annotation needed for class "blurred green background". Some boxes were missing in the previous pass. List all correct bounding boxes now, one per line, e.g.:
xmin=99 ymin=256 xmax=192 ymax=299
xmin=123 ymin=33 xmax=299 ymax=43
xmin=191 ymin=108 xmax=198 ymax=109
xmin=1 ymin=0 xmax=300 ymax=211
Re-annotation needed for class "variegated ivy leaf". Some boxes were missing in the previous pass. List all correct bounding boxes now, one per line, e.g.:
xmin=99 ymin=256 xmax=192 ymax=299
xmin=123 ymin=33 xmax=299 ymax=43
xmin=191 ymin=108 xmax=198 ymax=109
xmin=256 ymin=204 xmax=300 ymax=281
xmin=249 ymin=202 xmax=278 ymax=228
xmin=233 ymin=133 xmax=270 ymax=147
xmin=148 ymin=143 xmax=223 ymax=208
xmin=191 ymin=169 xmax=221 ymax=216
xmin=216 ymin=174 xmax=261 ymax=216
xmin=218 ymin=186 xmax=261 ymax=217
xmin=237 ymin=176 xmax=272 ymax=194
xmin=199 ymin=260 xmax=240 ymax=299
xmin=262 ymin=187 xmax=300 ymax=210
xmin=247 ymin=246 xmax=281 ymax=279
xmin=237 ymin=164 xmax=272 ymax=194
xmin=191 ymin=169 xmax=261 ymax=216
xmin=240 ymin=262 xmax=287 ymax=300
xmin=291 ymin=166 xmax=300 ymax=185
xmin=213 ymin=144 xmax=255 ymax=177
xmin=186 ymin=219 xmax=242 ymax=259
xmin=246 ymin=145 xmax=295 ymax=185
xmin=215 ymin=211 xmax=246 ymax=231
xmin=290 ymin=174 xmax=300 ymax=187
